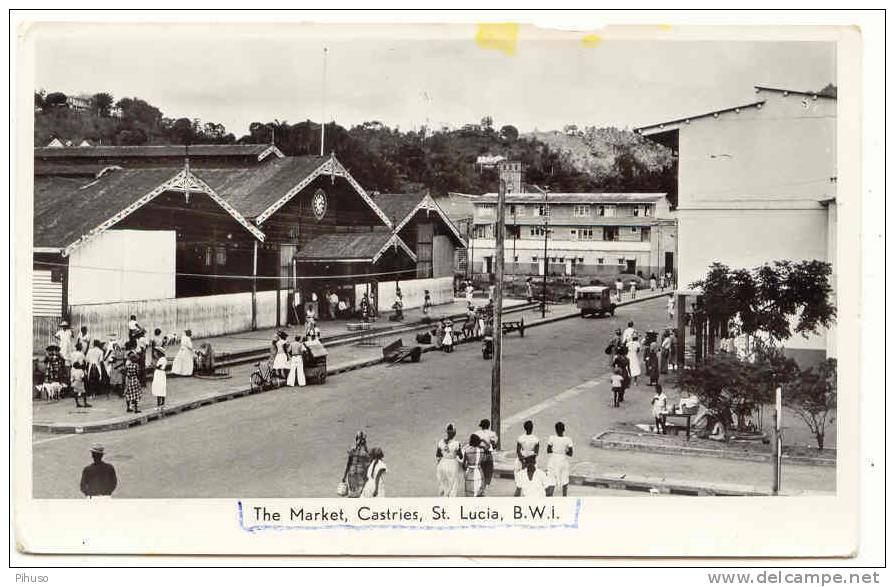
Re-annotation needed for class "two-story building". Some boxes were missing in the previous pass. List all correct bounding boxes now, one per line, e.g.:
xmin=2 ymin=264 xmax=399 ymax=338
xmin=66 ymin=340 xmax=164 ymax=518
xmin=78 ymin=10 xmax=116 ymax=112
xmin=635 ymin=85 xmax=837 ymax=362
xmin=468 ymin=191 xmax=676 ymax=280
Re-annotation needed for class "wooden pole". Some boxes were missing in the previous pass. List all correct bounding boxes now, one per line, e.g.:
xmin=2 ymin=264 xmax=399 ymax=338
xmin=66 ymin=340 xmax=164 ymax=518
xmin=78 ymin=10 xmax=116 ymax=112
xmin=541 ymin=187 xmax=549 ymax=318
xmin=772 ymin=386 xmax=782 ymax=495
xmin=275 ymin=244 xmax=281 ymax=328
xmin=251 ymin=241 xmax=258 ymax=331
xmin=491 ymin=165 xmax=508 ymax=449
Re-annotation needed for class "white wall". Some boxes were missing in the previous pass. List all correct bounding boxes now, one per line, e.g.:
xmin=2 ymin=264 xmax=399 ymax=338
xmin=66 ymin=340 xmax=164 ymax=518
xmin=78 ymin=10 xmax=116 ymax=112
xmin=377 ymin=276 xmax=454 ymax=312
xmin=68 ymin=229 xmax=176 ymax=305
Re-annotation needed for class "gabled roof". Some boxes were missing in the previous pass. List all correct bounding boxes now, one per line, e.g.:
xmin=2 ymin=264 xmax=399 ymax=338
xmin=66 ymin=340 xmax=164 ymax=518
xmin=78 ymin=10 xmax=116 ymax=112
xmin=635 ymin=101 xmax=766 ymax=135
xmin=295 ymin=231 xmax=417 ymax=264
xmin=34 ymin=143 xmax=284 ymax=161
xmin=754 ymin=85 xmax=837 ymax=99
xmin=374 ymin=192 xmax=467 ymax=247
xmin=33 ymin=167 xmax=264 ymax=254
xmin=476 ymin=192 xmax=667 ymax=205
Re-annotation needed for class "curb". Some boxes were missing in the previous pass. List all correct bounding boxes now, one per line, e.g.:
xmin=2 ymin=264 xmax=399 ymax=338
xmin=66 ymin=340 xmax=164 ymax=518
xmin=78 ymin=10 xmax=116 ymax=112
xmin=33 ymin=295 xmax=665 ymax=435
xmin=590 ymin=431 xmax=837 ymax=468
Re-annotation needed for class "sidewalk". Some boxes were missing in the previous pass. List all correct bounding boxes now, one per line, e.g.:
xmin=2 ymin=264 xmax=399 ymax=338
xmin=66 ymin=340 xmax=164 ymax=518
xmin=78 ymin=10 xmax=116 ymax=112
xmin=31 ymin=291 xmax=667 ymax=434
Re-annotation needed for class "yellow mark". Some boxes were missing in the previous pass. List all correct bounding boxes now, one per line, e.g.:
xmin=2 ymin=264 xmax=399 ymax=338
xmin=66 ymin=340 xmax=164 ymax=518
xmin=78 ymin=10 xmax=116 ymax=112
xmin=475 ymin=23 xmax=518 ymax=56
xmin=658 ymin=24 xmax=673 ymax=31
xmin=581 ymin=33 xmax=602 ymax=48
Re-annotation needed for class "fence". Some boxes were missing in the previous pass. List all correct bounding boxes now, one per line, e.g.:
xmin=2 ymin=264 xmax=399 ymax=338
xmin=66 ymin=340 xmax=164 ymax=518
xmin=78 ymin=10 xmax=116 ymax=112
xmin=376 ymin=276 xmax=454 ymax=312
xmin=32 ymin=290 xmax=286 ymax=351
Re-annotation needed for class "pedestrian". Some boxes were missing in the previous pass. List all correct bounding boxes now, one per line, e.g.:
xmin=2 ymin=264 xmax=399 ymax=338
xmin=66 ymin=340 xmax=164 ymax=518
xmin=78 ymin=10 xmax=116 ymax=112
xmin=69 ymin=341 xmax=86 ymax=373
xmin=610 ymin=367 xmax=624 ymax=408
xmin=514 ymin=452 xmax=553 ymax=497
xmin=475 ymin=418 xmax=499 ymax=488
xmin=612 ymin=348 xmax=631 ymax=402
xmin=659 ymin=274 xmax=667 ymax=291
xmin=622 ymin=321 xmax=636 ymax=346
xmin=106 ymin=339 xmax=125 ymax=396
xmin=70 ymin=356 xmax=90 ymax=408
xmin=650 ymin=273 xmax=657 ymax=291
xmin=627 ymin=333 xmax=642 ymax=386
xmin=488 ymin=283 xmax=495 ymax=303
xmin=651 ymin=384 xmax=668 ymax=434
xmin=151 ymin=354 xmax=168 ymax=409
xmin=123 ymin=352 xmax=143 ymax=413
xmin=310 ymin=292 xmax=319 ymax=321
xmin=614 ymin=278 xmax=624 ymax=303
xmin=85 ymin=339 xmax=106 ymax=398
xmin=369 ymin=291 xmax=378 ymax=318
xmin=546 ymin=422 xmax=574 ymax=497
xmin=629 ymin=279 xmax=637 ymax=299
xmin=341 ymin=431 xmax=370 ymax=498
xmin=514 ymin=420 xmax=540 ymax=471
xmin=328 ymin=290 xmax=339 ymax=320
xmin=465 ymin=282 xmax=474 ymax=305
xmin=605 ymin=328 xmax=623 ymax=364
xmin=422 ymin=290 xmax=432 ymax=316
xmin=361 ymin=447 xmax=387 ymax=498
xmin=305 ymin=319 xmax=321 ymax=341
xmin=525 ymin=277 xmax=533 ymax=302
xmin=77 ymin=326 xmax=92 ymax=354
xmin=286 ymin=335 xmax=306 ymax=387
xmin=442 ymin=320 xmax=454 ymax=352
xmin=647 ymin=339 xmax=661 ymax=385
xmin=462 ymin=434 xmax=486 ymax=497
xmin=435 ymin=424 xmax=464 ymax=497
xmin=360 ymin=294 xmax=371 ymax=322
xmin=270 ymin=331 xmax=289 ymax=380
xmin=171 ymin=329 xmax=195 ymax=377
xmin=667 ymin=293 xmax=675 ymax=323
xmin=54 ymin=320 xmax=75 ymax=364
xmin=659 ymin=330 xmax=671 ymax=374
xmin=80 ymin=444 xmax=117 ymax=499
xmin=127 ymin=314 xmax=145 ymax=346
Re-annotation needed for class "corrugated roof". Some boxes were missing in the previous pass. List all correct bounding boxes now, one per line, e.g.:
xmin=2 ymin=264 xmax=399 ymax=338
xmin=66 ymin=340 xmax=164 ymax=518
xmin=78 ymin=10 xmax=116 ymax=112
xmin=295 ymin=231 xmax=403 ymax=262
xmin=34 ymin=144 xmax=274 ymax=159
xmin=34 ymin=163 xmax=106 ymax=177
xmin=635 ymin=101 xmax=766 ymax=134
xmin=476 ymin=192 xmax=667 ymax=204
xmin=195 ymin=155 xmax=328 ymax=219
xmin=371 ymin=192 xmax=426 ymax=225
xmin=33 ymin=168 xmax=182 ymax=249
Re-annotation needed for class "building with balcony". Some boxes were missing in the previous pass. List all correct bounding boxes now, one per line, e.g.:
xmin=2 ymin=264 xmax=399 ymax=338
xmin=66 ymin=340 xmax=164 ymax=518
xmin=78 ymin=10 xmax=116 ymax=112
xmin=467 ymin=191 xmax=676 ymax=280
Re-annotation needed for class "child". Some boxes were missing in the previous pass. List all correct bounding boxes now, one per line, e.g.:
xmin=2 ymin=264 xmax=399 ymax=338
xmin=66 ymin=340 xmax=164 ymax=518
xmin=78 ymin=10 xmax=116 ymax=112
xmin=651 ymin=384 xmax=668 ymax=434
xmin=70 ymin=362 xmax=90 ymax=408
xmin=442 ymin=321 xmax=454 ymax=353
xmin=610 ymin=367 xmax=624 ymax=408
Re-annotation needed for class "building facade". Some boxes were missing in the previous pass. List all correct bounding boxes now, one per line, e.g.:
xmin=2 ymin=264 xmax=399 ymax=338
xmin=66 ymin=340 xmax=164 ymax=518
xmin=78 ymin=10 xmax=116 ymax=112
xmin=635 ymin=85 xmax=837 ymax=362
xmin=468 ymin=191 xmax=676 ymax=280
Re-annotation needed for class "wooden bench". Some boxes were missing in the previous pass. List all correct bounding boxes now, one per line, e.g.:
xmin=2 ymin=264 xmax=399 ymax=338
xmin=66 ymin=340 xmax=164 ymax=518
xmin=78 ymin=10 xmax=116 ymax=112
xmin=382 ymin=339 xmax=422 ymax=364
xmin=501 ymin=317 xmax=525 ymax=337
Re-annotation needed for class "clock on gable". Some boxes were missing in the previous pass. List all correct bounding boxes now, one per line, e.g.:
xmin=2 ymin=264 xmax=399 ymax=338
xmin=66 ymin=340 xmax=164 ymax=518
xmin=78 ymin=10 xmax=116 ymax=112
xmin=311 ymin=189 xmax=328 ymax=221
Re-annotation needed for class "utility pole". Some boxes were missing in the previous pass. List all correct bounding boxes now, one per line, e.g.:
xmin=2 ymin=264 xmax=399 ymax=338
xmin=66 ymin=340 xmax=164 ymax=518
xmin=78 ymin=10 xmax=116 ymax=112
xmin=772 ymin=386 xmax=783 ymax=495
xmin=491 ymin=162 xmax=509 ymax=449
xmin=542 ymin=186 xmax=549 ymax=318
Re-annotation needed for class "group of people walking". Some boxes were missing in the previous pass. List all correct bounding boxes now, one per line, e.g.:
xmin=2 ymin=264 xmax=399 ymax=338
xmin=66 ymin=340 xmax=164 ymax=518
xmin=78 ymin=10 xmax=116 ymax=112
xmin=339 ymin=431 xmax=388 ymax=498
xmin=513 ymin=420 xmax=574 ymax=497
xmin=270 ymin=326 xmax=321 ymax=388
xmin=39 ymin=316 xmax=199 ymax=414
xmin=434 ymin=419 xmax=499 ymax=497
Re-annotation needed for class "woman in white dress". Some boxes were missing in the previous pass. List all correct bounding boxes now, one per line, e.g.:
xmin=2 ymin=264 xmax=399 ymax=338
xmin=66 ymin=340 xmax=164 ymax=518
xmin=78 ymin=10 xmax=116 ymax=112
xmin=271 ymin=331 xmax=290 ymax=379
xmin=151 ymin=356 xmax=168 ymax=408
xmin=514 ymin=452 xmax=553 ymax=497
xmin=54 ymin=320 xmax=75 ymax=363
xmin=435 ymin=424 xmax=463 ymax=497
xmin=514 ymin=420 xmax=540 ymax=471
xmin=361 ymin=447 xmax=387 ymax=498
xmin=627 ymin=333 xmax=642 ymax=386
xmin=171 ymin=329 xmax=195 ymax=376
xmin=442 ymin=321 xmax=454 ymax=352
xmin=546 ymin=422 xmax=574 ymax=497
xmin=286 ymin=335 xmax=306 ymax=387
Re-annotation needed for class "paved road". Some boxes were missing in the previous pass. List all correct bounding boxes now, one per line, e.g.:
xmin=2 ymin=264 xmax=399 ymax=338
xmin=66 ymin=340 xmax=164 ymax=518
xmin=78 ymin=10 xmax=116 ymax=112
xmin=32 ymin=297 xmax=833 ymax=498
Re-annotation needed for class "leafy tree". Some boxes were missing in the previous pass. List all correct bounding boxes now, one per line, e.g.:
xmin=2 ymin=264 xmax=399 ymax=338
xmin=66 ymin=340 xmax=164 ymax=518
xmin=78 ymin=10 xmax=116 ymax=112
xmin=499 ymin=124 xmax=519 ymax=141
xmin=34 ymin=90 xmax=45 ymax=111
xmin=784 ymin=358 xmax=836 ymax=450
xmin=44 ymin=92 xmax=68 ymax=108
xmin=169 ymin=117 xmax=195 ymax=144
xmin=116 ymin=128 xmax=148 ymax=145
xmin=92 ymin=92 xmax=114 ymax=117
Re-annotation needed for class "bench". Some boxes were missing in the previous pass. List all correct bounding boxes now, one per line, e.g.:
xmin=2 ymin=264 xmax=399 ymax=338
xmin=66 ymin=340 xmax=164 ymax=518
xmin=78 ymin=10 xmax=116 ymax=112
xmin=382 ymin=339 xmax=422 ymax=364
xmin=501 ymin=317 xmax=525 ymax=337
xmin=664 ymin=413 xmax=692 ymax=440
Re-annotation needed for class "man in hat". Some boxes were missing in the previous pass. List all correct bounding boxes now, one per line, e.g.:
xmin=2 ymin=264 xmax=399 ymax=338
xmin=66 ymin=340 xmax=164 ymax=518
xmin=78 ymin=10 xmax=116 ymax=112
xmin=54 ymin=320 xmax=75 ymax=363
xmin=80 ymin=444 xmax=117 ymax=498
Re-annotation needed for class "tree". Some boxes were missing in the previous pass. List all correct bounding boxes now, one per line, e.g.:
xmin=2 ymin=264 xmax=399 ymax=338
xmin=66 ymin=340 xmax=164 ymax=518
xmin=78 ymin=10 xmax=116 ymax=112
xmin=34 ymin=90 xmax=45 ymax=111
xmin=116 ymin=128 xmax=148 ymax=145
xmin=44 ymin=92 xmax=68 ymax=108
xmin=784 ymin=358 xmax=837 ymax=450
xmin=169 ymin=117 xmax=196 ymax=144
xmin=92 ymin=92 xmax=114 ymax=117
xmin=499 ymin=124 xmax=519 ymax=141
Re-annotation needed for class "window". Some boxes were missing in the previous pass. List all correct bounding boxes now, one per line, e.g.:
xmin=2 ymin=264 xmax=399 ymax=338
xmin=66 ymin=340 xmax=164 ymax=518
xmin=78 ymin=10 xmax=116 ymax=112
xmin=641 ymin=227 xmax=651 ymax=242
xmin=573 ymin=204 xmax=590 ymax=217
xmin=513 ymin=255 xmax=519 ymax=262
xmin=529 ymin=226 xmax=546 ymax=237
xmin=633 ymin=207 xmax=640 ymax=217
xmin=578 ymin=228 xmax=593 ymax=241
xmin=474 ymin=225 xmax=489 ymax=239
xmin=644 ymin=205 xmax=652 ymax=216
xmin=538 ymin=204 xmax=550 ymax=217
xmin=508 ymin=204 xmax=517 ymax=216
xmin=603 ymin=227 xmax=619 ymax=241
xmin=578 ymin=257 xmax=584 ymax=263
xmin=598 ymin=206 xmax=605 ymax=217
xmin=215 ymin=246 xmax=227 ymax=266
xmin=478 ymin=204 xmax=496 ymax=216
xmin=531 ymin=256 xmax=538 ymax=263
xmin=631 ymin=227 xmax=638 ymax=233
xmin=204 ymin=246 xmax=213 ymax=267
xmin=618 ymin=258 xmax=625 ymax=265
xmin=597 ymin=257 xmax=604 ymax=265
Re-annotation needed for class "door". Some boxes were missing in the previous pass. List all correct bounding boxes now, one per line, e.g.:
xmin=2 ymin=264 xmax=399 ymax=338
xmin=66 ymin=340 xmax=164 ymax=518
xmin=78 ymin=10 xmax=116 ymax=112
xmin=664 ymin=252 xmax=674 ymax=275
xmin=626 ymin=259 xmax=636 ymax=274
xmin=484 ymin=256 xmax=493 ymax=275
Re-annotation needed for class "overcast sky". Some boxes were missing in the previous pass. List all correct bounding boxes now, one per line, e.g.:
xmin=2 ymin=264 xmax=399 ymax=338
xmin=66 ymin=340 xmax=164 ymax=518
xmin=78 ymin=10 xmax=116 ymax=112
xmin=32 ymin=23 xmax=836 ymax=137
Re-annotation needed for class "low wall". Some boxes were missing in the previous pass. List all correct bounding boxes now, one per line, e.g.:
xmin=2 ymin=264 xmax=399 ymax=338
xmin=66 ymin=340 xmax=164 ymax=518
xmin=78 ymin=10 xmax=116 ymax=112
xmin=37 ymin=291 xmax=282 ymax=349
xmin=376 ymin=276 xmax=454 ymax=312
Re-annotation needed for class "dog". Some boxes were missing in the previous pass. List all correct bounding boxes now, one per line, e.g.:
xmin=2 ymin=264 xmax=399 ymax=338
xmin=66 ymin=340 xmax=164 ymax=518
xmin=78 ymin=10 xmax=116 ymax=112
xmin=35 ymin=381 xmax=64 ymax=402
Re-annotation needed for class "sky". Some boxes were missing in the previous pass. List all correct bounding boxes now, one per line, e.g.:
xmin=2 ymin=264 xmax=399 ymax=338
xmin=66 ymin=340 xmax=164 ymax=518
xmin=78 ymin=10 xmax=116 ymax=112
xmin=32 ymin=23 xmax=837 ymax=137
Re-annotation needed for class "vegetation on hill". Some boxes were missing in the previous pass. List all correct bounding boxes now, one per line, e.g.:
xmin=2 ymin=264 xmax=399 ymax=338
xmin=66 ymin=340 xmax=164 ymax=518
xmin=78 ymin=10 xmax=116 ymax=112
xmin=35 ymin=91 xmax=675 ymax=198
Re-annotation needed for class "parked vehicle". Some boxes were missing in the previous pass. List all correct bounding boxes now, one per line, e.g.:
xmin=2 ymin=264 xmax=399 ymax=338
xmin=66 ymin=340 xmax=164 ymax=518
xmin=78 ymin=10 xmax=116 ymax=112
xmin=576 ymin=286 xmax=616 ymax=318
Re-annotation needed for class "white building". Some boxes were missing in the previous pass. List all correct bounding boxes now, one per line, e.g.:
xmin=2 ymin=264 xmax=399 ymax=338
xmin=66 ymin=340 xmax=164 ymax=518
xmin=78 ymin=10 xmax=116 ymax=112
xmin=468 ymin=191 xmax=676 ymax=280
xmin=635 ymin=85 xmax=837 ymax=363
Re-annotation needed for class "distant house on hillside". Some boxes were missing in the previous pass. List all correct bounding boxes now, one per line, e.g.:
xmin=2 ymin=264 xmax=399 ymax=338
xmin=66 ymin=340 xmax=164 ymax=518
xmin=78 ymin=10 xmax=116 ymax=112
xmin=475 ymin=154 xmax=506 ymax=170
xmin=45 ymin=138 xmax=65 ymax=148
xmin=66 ymin=95 xmax=92 ymax=112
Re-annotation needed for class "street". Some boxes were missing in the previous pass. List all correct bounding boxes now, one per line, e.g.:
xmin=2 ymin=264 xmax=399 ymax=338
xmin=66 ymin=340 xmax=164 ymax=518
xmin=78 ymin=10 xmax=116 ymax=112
xmin=32 ymin=297 xmax=834 ymax=498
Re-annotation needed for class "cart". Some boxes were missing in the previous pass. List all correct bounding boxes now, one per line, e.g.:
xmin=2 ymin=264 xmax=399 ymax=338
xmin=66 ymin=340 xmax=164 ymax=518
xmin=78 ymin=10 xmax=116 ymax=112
xmin=303 ymin=339 xmax=328 ymax=384
xmin=383 ymin=338 xmax=422 ymax=364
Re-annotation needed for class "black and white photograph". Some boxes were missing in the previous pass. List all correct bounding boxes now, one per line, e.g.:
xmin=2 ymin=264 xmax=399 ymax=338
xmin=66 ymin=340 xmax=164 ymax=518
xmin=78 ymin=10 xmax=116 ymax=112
xmin=10 ymin=11 xmax=882 ymax=563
